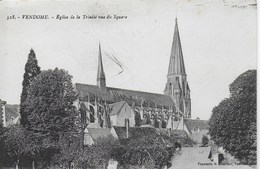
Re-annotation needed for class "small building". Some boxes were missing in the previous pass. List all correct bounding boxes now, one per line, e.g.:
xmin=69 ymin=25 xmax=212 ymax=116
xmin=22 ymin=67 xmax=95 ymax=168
xmin=183 ymin=119 xmax=209 ymax=143
xmin=166 ymin=117 xmax=209 ymax=144
xmin=108 ymin=101 xmax=135 ymax=127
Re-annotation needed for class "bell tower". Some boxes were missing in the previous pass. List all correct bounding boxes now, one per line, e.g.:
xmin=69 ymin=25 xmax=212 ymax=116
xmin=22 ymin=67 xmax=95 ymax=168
xmin=164 ymin=19 xmax=191 ymax=118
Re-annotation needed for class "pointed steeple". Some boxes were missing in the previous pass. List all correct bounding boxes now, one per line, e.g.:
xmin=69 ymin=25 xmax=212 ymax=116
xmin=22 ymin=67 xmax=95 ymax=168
xmin=164 ymin=18 xmax=191 ymax=119
xmin=167 ymin=18 xmax=186 ymax=76
xmin=97 ymin=43 xmax=106 ymax=91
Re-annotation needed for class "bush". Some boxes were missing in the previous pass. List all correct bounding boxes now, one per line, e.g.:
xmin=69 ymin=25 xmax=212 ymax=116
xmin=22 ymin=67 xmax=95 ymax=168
xmin=201 ymin=135 xmax=209 ymax=147
xmin=114 ymin=135 xmax=175 ymax=169
xmin=81 ymin=136 xmax=120 ymax=169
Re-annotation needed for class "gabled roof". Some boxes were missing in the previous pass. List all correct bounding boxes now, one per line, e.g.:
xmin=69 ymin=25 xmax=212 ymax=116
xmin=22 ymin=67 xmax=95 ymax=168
xmin=108 ymin=101 xmax=128 ymax=116
xmin=75 ymin=83 xmax=174 ymax=108
xmin=184 ymin=119 xmax=209 ymax=133
xmin=167 ymin=19 xmax=186 ymax=76
xmin=86 ymin=128 xmax=111 ymax=141
xmin=113 ymin=126 xmax=159 ymax=140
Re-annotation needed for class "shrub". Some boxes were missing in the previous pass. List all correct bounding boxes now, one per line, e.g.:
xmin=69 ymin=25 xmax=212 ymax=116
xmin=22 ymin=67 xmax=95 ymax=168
xmin=114 ymin=135 xmax=175 ymax=169
xmin=201 ymin=135 xmax=209 ymax=147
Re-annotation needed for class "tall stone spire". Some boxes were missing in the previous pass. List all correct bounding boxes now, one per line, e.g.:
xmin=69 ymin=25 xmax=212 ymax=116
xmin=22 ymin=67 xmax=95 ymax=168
xmin=97 ymin=43 xmax=106 ymax=91
xmin=167 ymin=18 xmax=186 ymax=76
xmin=164 ymin=19 xmax=191 ymax=119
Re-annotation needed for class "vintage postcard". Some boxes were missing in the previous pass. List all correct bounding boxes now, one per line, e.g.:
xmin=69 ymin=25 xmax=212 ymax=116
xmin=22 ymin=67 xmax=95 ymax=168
xmin=0 ymin=0 xmax=257 ymax=169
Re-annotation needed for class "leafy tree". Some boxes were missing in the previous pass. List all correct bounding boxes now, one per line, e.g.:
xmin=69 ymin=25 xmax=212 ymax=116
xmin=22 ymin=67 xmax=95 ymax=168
xmin=201 ymin=135 xmax=209 ymax=147
xmin=25 ymin=68 xmax=79 ymax=140
xmin=22 ymin=68 xmax=80 ymax=168
xmin=2 ymin=125 xmax=40 ymax=169
xmin=20 ymin=49 xmax=41 ymax=127
xmin=209 ymin=70 xmax=256 ymax=165
xmin=51 ymin=135 xmax=119 ymax=169
xmin=51 ymin=132 xmax=83 ymax=169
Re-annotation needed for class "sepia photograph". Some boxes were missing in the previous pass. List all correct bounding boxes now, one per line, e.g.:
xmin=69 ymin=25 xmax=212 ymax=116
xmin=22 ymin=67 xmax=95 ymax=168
xmin=0 ymin=0 xmax=257 ymax=168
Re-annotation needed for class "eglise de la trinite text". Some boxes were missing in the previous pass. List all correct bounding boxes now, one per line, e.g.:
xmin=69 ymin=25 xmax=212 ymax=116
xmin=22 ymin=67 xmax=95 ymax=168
xmin=6 ymin=14 xmax=127 ymax=20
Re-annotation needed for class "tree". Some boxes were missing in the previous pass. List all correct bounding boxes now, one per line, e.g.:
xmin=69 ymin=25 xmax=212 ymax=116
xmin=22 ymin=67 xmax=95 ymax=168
xmin=2 ymin=125 xmax=39 ymax=169
xmin=20 ymin=49 xmax=41 ymax=127
xmin=23 ymin=68 xmax=80 ymax=168
xmin=52 ymin=132 xmax=83 ymax=169
xmin=209 ymin=70 xmax=256 ymax=165
xmin=53 ymin=135 xmax=120 ymax=169
xmin=25 ymin=68 xmax=79 ymax=139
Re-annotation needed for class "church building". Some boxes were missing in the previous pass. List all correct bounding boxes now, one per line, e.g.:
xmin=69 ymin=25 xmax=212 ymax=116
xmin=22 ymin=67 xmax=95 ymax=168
xmin=74 ymin=19 xmax=193 ymax=131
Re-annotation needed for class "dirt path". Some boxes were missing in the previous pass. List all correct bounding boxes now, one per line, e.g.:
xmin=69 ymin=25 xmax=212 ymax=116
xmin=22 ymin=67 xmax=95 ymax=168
xmin=169 ymin=147 xmax=252 ymax=169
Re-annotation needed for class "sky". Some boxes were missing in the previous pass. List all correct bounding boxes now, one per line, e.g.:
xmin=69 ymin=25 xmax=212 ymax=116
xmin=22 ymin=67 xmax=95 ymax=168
xmin=0 ymin=0 xmax=257 ymax=120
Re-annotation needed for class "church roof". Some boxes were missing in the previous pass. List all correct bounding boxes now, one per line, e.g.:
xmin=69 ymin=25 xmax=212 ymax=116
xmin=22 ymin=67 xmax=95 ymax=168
xmin=167 ymin=19 xmax=186 ymax=76
xmin=184 ymin=119 xmax=209 ymax=133
xmin=75 ymin=83 xmax=174 ymax=108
